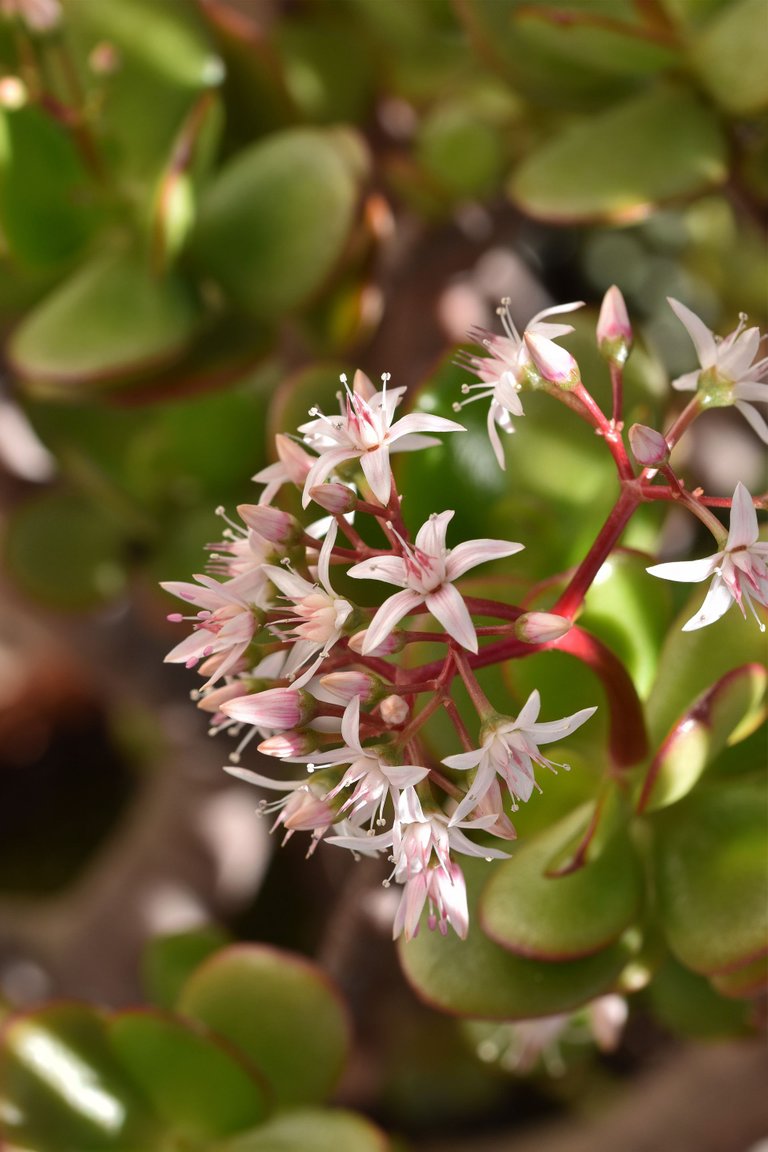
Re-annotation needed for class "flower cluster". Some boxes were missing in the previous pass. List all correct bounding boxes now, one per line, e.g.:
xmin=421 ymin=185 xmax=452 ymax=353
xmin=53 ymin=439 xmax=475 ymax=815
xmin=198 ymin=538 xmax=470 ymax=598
xmin=162 ymin=295 xmax=766 ymax=941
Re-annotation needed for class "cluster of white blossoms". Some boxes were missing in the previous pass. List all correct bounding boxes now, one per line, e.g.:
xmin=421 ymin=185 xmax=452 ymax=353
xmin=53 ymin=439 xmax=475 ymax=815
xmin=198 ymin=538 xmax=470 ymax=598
xmin=163 ymin=295 xmax=767 ymax=940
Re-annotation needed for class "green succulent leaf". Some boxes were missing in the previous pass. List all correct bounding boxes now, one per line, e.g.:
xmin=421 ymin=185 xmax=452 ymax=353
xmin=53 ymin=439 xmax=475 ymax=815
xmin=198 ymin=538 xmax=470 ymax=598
xmin=653 ymin=775 xmax=768 ymax=980
xmin=0 ymin=1004 xmax=154 ymax=1151
xmin=689 ymin=0 xmax=768 ymax=114
xmin=108 ymin=1010 xmax=270 ymax=1139
xmin=219 ymin=1107 xmax=391 ymax=1152
xmin=510 ymin=86 xmax=727 ymax=223
xmin=637 ymin=663 xmax=767 ymax=813
xmin=177 ymin=946 xmax=351 ymax=1108
xmin=480 ymin=806 xmax=644 ymax=960
xmin=193 ymin=127 xmax=366 ymax=318
xmin=399 ymin=859 xmax=633 ymax=1019
xmin=142 ymin=927 xmax=231 ymax=1011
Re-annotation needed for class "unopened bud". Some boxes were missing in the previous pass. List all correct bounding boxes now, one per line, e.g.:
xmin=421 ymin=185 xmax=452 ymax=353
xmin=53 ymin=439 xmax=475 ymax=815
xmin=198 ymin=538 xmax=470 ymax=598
xmin=221 ymin=687 xmax=315 ymax=730
xmin=514 ymin=612 xmax=572 ymax=645
xmin=597 ymin=286 xmax=633 ymax=365
xmin=278 ymin=787 xmax=335 ymax=833
xmin=379 ymin=694 xmax=409 ymax=726
xmin=628 ymin=423 xmax=668 ymax=467
xmin=198 ymin=650 xmax=249 ymax=679
xmin=524 ymin=332 xmax=581 ymax=390
xmin=258 ymin=731 xmax=319 ymax=758
xmin=237 ymin=503 xmax=300 ymax=544
xmin=197 ymin=681 xmax=249 ymax=715
xmin=309 ymin=483 xmax=358 ymax=515
xmin=349 ymin=628 xmax=405 ymax=656
xmin=319 ymin=670 xmax=378 ymax=704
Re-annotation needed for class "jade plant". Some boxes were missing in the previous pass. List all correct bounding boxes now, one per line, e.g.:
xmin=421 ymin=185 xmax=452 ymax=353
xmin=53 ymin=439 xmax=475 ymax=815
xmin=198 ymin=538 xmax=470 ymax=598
xmin=159 ymin=287 xmax=766 ymax=1030
xmin=0 ymin=931 xmax=392 ymax=1151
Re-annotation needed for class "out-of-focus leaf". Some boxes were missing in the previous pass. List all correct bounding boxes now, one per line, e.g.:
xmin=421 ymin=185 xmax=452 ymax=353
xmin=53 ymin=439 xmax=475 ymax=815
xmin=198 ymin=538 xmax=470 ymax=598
xmin=193 ymin=128 xmax=366 ymax=318
xmin=143 ymin=927 xmax=231 ymax=1011
xmin=481 ymin=806 xmax=643 ymax=960
xmin=0 ymin=103 xmax=94 ymax=268
xmin=0 ymin=1005 xmax=154 ymax=1151
xmin=709 ymin=953 xmax=768 ymax=999
xmin=653 ymin=775 xmax=768 ymax=980
xmin=511 ymin=6 xmax=680 ymax=78
xmin=177 ymin=946 xmax=350 ymax=1108
xmin=399 ymin=859 xmax=633 ymax=1019
xmin=417 ymin=103 xmax=503 ymax=198
xmin=510 ymin=86 xmax=727 ymax=223
xmin=637 ymin=664 xmax=767 ymax=813
xmin=220 ymin=1108 xmax=390 ymax=1152
xmin=647 ymin=956 xmax=751 ymax=1037
xmin=108 ymin=1010 xmax=270 ymax=1139
xmin=276 ymin=17 xmax=374 ymax=123
xmin=690 ymin=0 xmax=768 ymax=114
xmin=4 ymin=490 xmax=127 ymax=608
xmin=9 ymin=251 xmax=203 ymax=396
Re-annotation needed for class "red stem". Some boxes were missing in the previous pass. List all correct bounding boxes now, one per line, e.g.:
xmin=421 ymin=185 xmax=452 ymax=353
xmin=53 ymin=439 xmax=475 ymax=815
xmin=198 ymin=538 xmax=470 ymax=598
xmin=553 ymin=485 xmax=639 ymax=620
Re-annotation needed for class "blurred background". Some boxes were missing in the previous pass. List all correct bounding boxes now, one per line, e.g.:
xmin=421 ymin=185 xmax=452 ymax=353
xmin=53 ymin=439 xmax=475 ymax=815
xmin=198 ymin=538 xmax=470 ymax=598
xmin=0 ymin=0 xmax=766 ymax=1148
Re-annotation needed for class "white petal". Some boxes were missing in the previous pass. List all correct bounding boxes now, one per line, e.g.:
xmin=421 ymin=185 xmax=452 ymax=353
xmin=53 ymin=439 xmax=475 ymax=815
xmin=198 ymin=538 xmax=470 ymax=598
xmin=389 ymin=412 xmax=466 ymax=440
xmin=681 ymin=576 xmax=734 ymax=631
xmin=735 ymin=400 xmax=768 ymax=444
xmin=385 ymin=763 xmax=430 ymax=788
xmin=445 ymin=537 xmax=524 ymax=581
xmin=527 ymin=705 xmax=598 ymax=745
xmin=733 ymin=381 xmax=768 ymax=401
xmin=667 ymin=298 xmax=717 ymax=368
xmin=448 ymin=758 xmax=497 ymax=825
xmin=389 ymin=433 xmax=442 ymax=453
xmin=671 ymin=369 xmax=701 ymax=393
xmin=425 ymin=583 xmax=478 ymax=652
xmin=362 ymin=588 xmax=425 ymax=653
xmin=647 ymin=554 xmax=721 ymax=583
xmin=719 ymin=327 xmax=760 ymax=379
xmin=415 ymin=510 xmax=454 ymax=555
xmin=262 ymin=564 xmax=313 ymax=600
xmin=341 ymin=695 xmax=363 ymax=752
xmin=442 ymin=748 xmax=485 ymax=772
xmin=513 ymin=689 xmax=541 ymax=730
xmin=317 ymin=518 xmax=338 ymax=592
xmin=360 ymin=445 xmax=393 ymax=503
xmin=347 ymin=554 xmax=408 ymax=586
xmin=302 ymin=446 xmax=358 ymax=508
xmin=726 ymin=482 xmax=759 ymax=550
xmin=223 ymin=766 xmax=301 ymax=791
xmin=487 ymin=403 xmax=507 ymax=470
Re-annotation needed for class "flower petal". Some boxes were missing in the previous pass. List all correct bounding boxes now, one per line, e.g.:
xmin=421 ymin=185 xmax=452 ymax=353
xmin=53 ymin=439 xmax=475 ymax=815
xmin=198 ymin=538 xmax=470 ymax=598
xmin=425 ymin=583 xmax=477 ymax=652
xmin=445 ymin=537 xmax=524 ymax=581
xmin=448 ymin=758 xmax=497 ymax=825
xmin=647 ymin=554 xmax=721 ymax=583
xmin=667 ymin=298 xmax=717 ymax=368
xmin=302 ymin=446 xmax=358 ymax=508
xmin=682 ymin=576 xmax=734 ymax=631
xmin=347 ymin=554 xmax=408 ymax=586
xmin=362 ymin=588 xmax=425 ymax=653
xmin=341 ymin=694 xmax=363 ymax=752
xmin=735 ymin=400 xmax=768 ymax=444
xmin=527 ymin=705 xmax=598 ymax=745
xmin=726 ymin=482 xmax=759 ymax=550
xmin=415 ymin=510 xmax=454 ymax=555
xmin=389 ymin=412 xmax=466 ymax=440
xmin=442 ymin=748 xmax=485 ymax=772
xmin=360 ymin=444 xmax=393 ymax=504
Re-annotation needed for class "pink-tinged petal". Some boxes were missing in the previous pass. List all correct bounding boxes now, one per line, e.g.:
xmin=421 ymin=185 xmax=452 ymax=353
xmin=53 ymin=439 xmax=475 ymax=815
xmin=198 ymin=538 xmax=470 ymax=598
xmin=682 ymin=576 xmax=734 ymax=631
xmin=164 ymin=630 xmax=218 ymax=666
xmin=513 ymin=689 xmax=541 ymax=730
xmin=425 ymin=583 xmax=477 ymax=652
xmin=527 ymin=705 xmax=598 ymax=745
xmin=735 ymin=400 xmax=768 ymax=444
xmin=667 ymin=298 xmax=717 ymax=368
xmin=733 ymin=381 xmax=768 ymax=402
xmin=718 ymin=327 xmax=761 ymax=378
xmin=415 ymin=510 xmax=454 ymax=555
xmin=389 ymin=413 xmax=466 ymax=441
xmin=447 ymin=825 xmax=509 ymax=859
xmin=393 ymin=873 xmax=429 ymax=940
xmin=671 ymin=369 xmax=701 ymax=393
xmin=317 ymin=518 xmax=338 ymax=592
xmin=385 ymin=764 xmax=430 ymax=788
xmin=502 ymin=757 xmax=536 ymax=803
xmin=523 ymin=332 xmax=579 ymax=386
xmin=302 ymin=446 xmax=358 ymax=508
xmin=359 ymin=444 xmax=393 ymax=503
xmin=389 ymin=433 xmax=442 ymax=453
xmin=224 ymin=765 xmax=304 ymax=791
xmin=647 ymin=554 xmax=721 ymax=583
xmin=428 ymin=862 xmax=469 ymax=938
xmin=445 ymin=537 xmax=524 ymax=581
xmin=362 ymin=588 xmax=425 ymax=654
xmin=347 ymin=554 xmax=408 ymax=586
xmin=160 ymin=580 xmax=228 ymax=611
xmin=448 ymin=758 xmax=497 ymax=825
xmin=487 ymin=405 xmax=507 ymax=470
xmin=340 ymin=695 xmax=363 ymax=752
xmin=262 ymin=564 xmax=313 ymax=600
xmin=442 ymin=748 xmax=485 ymax=772
xmin=352 ymin=368 xmax=376 ymax=401
xmin=726 ymin=482 xmax=759 ymax=551
xmin=398 ymin=785 xmax=427 ymax=823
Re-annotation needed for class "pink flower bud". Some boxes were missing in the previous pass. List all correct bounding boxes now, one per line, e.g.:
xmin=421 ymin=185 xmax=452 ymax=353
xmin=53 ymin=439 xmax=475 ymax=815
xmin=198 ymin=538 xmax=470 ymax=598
xmin=514 ymin=612 xmax=572 ymax=645
xmin=309 ymin=483 xmax=358 ymax=514
xmin=319 ymin=670 xmax=377 ymax=704
xmin=221 ymin=687 xmax=315 ymax=730
xmin=278 ymin=788 xmax=335 ymax=833
xmin=379 ymin=694 xmax=409 ymax=726
xmin=523 ymin=332 xmax=581 ymax=390
xmin=348 ymin=629 xmax=405 ymax=656
xmin=597 ymin=286 xmax=633 ymax=365
xmin=237 ymin=503 xmax=300 ymax=544
xmin=628 ymin=423 xmax=668 ymax=467
xmin=258 ymin=731 xmax=319 ymax=758
xmin=197 ymin=681 xmax=249 ymax=715
xmin=197 ymin=651 xmax=249 ymax=679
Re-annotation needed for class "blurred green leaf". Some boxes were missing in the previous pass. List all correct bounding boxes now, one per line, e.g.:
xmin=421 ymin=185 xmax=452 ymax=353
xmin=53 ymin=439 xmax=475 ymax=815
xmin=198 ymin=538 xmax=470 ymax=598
xmin=220 ymin=1108 xmax=391 ymax=1152
xmin=653 ymin=774 xmax=768 ymax=979
xmin=637 ymin=664 xmax=766 ymax=813
xmin=0 ymin=1005 xmax=154 ymax=1151
xmin=109 ymin=1010 xmax=270 ymax=1139
xmin=4 ymin=490 xmax=127 ymax=608
xmin=417 ymin=102 xmax=503 ymax=198
xmin=143 ymin=927 xmax=231 ymax=1011
xmin=399 ymin=859 xmax=632 ymax=1019
xmin=511 ymin=6 xmax=680 ymax=78
xmin=177 ymin=946 xmax=351 ymax=1109
xmin=690 ymin=0 xmax=768 ymax=114
xmin=193 ymin=127 xmax=366 ymax=318
xmin=647 ymin=955 xmax=751 ymax=1037
xmin=9 ymin=250 xmax=203 ymax=396
xmin=481 ymin=806 xmax=643 ymax=960
xmin=510 ymin=86 xmax=727 ymax=222
xmin=0 ymin=103 xmax=94 ymax=268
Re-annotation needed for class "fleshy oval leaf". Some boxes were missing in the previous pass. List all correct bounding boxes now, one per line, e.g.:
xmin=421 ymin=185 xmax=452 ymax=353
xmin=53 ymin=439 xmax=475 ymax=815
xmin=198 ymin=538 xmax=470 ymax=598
xmin=689 ymin=0 xmax=768 ymax=114
xmin=177 ymin=945 xmax=351 ymax=1108
xmin=480 ymin=807 xmax=643 ymax=961
xmin=142 ymin=926 xmax=231 ymax=1011
xmin=219 ymin=1107 xmax=390 ymax=1152
xmin=510 ymin=86 xmax=727 ymax=223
